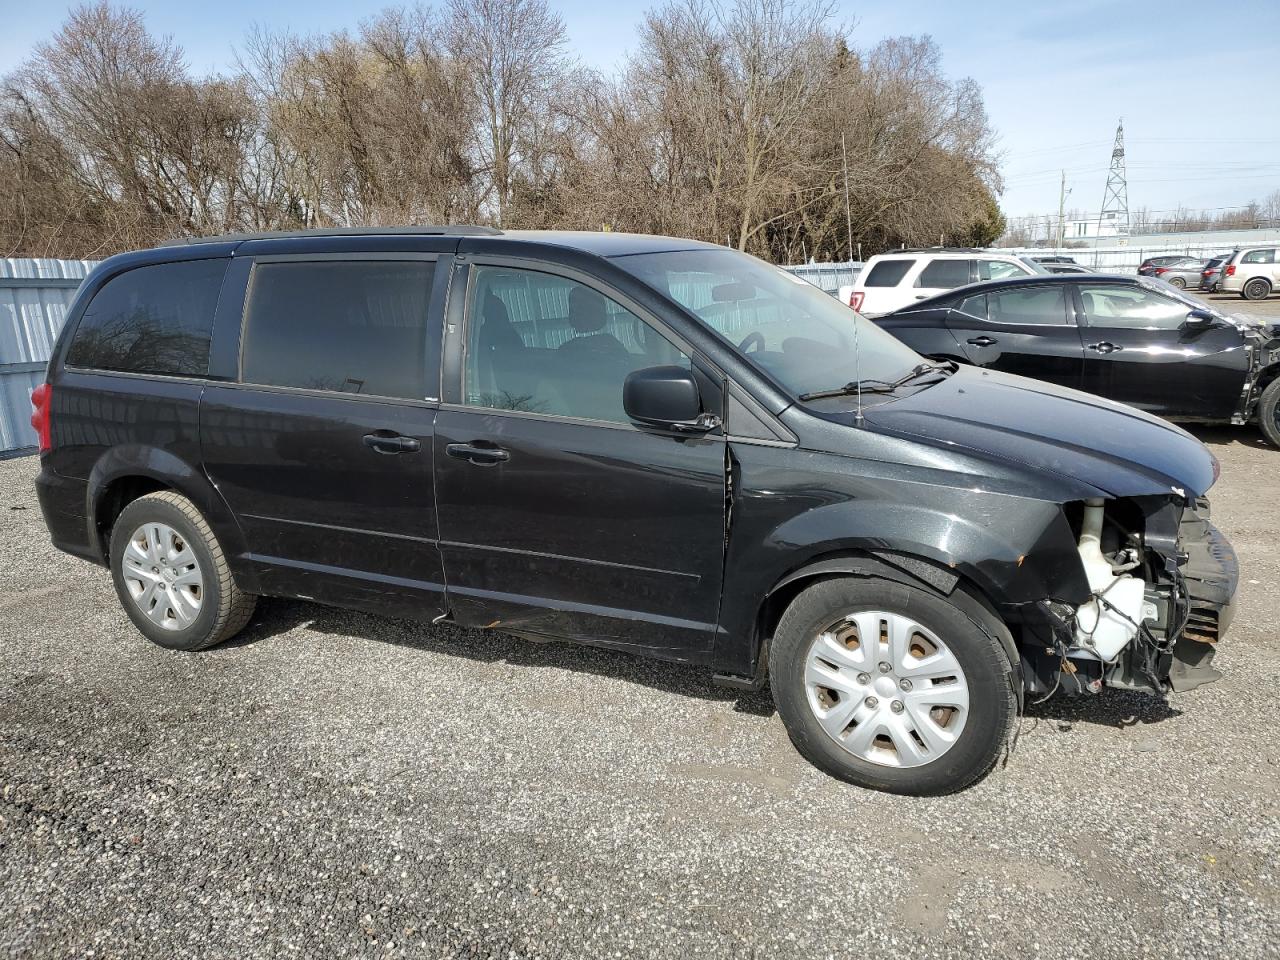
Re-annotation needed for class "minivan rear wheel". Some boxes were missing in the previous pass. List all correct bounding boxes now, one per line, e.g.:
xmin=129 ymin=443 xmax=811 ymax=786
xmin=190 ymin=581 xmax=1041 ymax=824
xmin=769 ymin=576 xmax=1015 ymax=795
xmin=109 ymin=491 xmax=256 ymax=651
xmin=1242 ymin=277 xmax=1271 ymax=301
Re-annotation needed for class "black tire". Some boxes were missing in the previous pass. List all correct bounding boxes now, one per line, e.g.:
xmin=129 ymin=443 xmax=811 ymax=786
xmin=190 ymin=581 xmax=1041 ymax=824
xmin=1258 ymin=377 xmax=1280 ymax=450
xmin=769 ymin=576 xmax=1016 ymax=795
xmin=1170 ymin=276 xmax=1186 ymax=289
xmin=1242 ymin=277 xmax=1271 ymax=301
xmin=108 ymin=491 xmax=257 ymax=651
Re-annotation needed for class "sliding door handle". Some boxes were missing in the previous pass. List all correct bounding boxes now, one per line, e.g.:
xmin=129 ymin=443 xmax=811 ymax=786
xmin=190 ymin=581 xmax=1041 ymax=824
xmin=363 ymin=433 xmax=421 ymax=455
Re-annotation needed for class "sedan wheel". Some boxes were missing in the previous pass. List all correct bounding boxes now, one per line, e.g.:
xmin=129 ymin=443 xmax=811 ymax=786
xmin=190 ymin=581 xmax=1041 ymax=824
xmin=1170 ymin=276 xmax=1186 ymax=289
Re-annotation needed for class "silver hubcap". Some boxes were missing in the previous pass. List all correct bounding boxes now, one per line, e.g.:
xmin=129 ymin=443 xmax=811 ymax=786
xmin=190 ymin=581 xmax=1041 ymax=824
xmin=121 ymin=522 xmax=203 ymax=631
xmin=804 ymin=611 xmax=970 ymax=768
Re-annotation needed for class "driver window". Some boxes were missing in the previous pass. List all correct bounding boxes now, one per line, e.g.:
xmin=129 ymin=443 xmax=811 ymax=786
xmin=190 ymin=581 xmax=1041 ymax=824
xmin=1079 ymin=285 xmax=1189 ymax=329
xmin=463 ymin=266 xmax=688 ymax=424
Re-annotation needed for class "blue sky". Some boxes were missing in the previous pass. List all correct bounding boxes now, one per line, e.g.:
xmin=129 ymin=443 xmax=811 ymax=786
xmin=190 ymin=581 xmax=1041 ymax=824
xmin=2 ymin=0 xmax=1277 ymax=220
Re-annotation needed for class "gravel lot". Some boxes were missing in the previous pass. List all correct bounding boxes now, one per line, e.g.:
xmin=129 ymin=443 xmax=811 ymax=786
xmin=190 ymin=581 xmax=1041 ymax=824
xmin=1 ymin=428 xmax=1278 ymax=959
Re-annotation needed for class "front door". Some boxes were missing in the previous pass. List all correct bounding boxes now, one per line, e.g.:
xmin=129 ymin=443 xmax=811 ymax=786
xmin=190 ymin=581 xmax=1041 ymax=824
xmin=433 ymin=260 xmax=726 ymax=657
xmin=945 ymin=282 xmax=1085 ymax=388
xmin=1074 ymin=282 xmax=1249 ymax=421
xmin=200 ymin=254 xmax=448 ymax=618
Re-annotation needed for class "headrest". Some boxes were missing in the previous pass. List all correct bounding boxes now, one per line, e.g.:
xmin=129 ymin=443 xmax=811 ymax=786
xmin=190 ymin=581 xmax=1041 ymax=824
xmin=569 ymin=286 xmax=607 ymax=334
xmin=483 ymin=290 xmax=512 ymax=327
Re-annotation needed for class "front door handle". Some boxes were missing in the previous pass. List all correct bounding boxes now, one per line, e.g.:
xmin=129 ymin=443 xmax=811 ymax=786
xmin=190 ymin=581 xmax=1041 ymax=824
xmin=1088 ymin=341 xmax=1122 ymax=354
xmin=363 ymin=432 xmax=421 ymax=455
xmin=967 ymin=336 xmax=997 ymax=347
xmin=446 ymin=442 xmax=510 ymax=465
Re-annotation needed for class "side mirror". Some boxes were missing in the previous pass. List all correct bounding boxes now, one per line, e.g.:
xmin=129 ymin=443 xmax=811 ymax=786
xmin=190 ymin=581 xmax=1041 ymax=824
xmin=1184 ymin=308 xmax=1217 ymax=329
xmin=623 ymin=365 xmax=719 ymax=433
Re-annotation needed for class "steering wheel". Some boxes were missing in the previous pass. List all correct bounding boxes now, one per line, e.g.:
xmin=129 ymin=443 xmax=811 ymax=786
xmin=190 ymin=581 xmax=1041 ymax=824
xmin=738 ymin=331 xmax=765 ymax=353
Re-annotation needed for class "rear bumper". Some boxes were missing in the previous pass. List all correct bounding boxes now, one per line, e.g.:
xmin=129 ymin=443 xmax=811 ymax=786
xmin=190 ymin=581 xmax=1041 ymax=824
xmin=34 ymin=464 xmax=100 ymax=565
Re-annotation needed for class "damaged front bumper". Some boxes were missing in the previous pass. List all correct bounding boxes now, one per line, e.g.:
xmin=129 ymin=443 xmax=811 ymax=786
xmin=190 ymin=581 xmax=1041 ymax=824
xmin=1019 ymin=496 xmax=1239 ymax=699
xmin=1169 ymin=506 xmax=1238 ymax=691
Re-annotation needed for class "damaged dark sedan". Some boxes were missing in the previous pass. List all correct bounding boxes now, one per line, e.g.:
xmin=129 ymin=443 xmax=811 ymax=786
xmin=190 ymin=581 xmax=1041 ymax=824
xmin=32 ymin=228 xmax=1238 ymax=796
xmin=874 ymin=274 xmax=1280 ymax=448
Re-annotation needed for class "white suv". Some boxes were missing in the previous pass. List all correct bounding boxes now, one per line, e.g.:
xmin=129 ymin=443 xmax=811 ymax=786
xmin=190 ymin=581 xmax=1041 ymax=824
xmin=1220 ymin=246 xmax=1279 ymax=301
xmin=839 ymin=249 xmax=1043 ymax=316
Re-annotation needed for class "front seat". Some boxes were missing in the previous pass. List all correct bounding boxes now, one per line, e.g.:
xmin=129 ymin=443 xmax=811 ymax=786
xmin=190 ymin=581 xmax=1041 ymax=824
xmin=553 ymin=287 xmax=634 ymax=419
xmin=558 ymin=287 xmax=630 ymax=362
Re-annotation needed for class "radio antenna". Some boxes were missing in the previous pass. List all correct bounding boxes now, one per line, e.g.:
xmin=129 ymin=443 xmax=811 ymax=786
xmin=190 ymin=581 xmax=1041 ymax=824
xmin=842 ymin=132 xmax=863 ymax=424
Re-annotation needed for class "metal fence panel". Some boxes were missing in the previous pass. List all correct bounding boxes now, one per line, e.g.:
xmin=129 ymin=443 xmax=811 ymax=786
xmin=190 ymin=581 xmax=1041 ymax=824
xmin=0 ymin=259 xmax=96 ymax=453
xmin=783 ymin=261 xmax=862 ymax=295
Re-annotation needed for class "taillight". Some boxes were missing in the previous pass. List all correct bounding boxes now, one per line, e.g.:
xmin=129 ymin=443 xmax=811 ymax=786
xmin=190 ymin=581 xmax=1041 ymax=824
xmin=1154 ymin=267 xmax=1168 ymax=275
xmin=1225 ymin=264 xmax=1236 ymax=277
xmin=30 ymin=383 xmax=52 ymax=453
xmin=849 ymin=291 xmax=864 ymax=311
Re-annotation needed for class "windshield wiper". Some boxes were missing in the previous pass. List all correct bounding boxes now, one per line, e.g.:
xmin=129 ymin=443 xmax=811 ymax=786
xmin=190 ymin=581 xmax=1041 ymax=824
xmin=798 ymin=361 xmax=954 ymax=402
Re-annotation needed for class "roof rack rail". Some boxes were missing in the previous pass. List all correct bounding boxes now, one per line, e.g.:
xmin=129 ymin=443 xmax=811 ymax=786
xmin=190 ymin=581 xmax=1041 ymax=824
xmin=161 ymin=225 xmax=503 ymax=246
xmin=893 ymin=246 xmax=995 ymax=254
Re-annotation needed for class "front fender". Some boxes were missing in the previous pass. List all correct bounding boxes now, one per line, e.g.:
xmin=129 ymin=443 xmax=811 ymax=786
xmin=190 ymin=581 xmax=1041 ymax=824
xmin=84 ymin=444 xmax=257 ymax=589
xmin=766 ymin=497 xmax=1086 ymax=607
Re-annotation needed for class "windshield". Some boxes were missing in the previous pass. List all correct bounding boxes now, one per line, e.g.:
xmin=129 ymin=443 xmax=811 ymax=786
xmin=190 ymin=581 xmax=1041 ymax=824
xmin=614 ymin=248 xmax=923 ymax=398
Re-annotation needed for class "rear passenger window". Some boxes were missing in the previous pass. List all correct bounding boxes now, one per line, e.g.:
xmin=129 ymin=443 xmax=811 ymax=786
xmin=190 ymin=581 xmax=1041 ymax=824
xmin=464 ymin=266 xmax=688 ymax=423
xmin=863 ymin=259 xmax=914 ymax=287
xmin=1242 ymin=249 xmax=1275 ymax=264
xmin=66 ymin=259 xmax=226 ymax=376
xmin=916 ymin=260 xmax=970 ymax=289
xmin=240 ymin=260 xmax=435 ymax=399
xmin=986 ymin=286 xmax=1068 ymax=325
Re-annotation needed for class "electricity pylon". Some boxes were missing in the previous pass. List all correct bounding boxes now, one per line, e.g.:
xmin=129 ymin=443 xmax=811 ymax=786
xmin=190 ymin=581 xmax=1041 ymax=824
xmin=1097 ymin=120 xmax=1130 ymax=237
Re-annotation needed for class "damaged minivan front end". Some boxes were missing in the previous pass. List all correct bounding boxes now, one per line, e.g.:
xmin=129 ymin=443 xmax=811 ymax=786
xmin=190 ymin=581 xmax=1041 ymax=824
xmin=1018 ymin=494 xmax=1237 ymax=700
xmin=857 ymin=364 xmax=1240 ymax=704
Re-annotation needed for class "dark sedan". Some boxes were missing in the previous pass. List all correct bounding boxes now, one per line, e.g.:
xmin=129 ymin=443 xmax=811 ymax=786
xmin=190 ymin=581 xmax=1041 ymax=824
xmin=873 ymin=275 xmax=1280 ymax=446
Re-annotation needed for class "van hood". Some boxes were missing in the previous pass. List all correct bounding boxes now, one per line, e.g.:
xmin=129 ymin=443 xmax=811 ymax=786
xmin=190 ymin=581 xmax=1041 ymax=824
xmin=860 ymin=367 xmax=1218 ymax=499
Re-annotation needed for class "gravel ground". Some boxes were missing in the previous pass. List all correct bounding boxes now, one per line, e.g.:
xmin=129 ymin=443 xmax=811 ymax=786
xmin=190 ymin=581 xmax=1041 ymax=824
xmin=1 ymin=435 xmax=1278 ymax=960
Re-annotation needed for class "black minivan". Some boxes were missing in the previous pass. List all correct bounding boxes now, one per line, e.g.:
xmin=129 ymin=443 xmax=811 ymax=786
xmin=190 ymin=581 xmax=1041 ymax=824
xmin=33 ymin=227 xmax=1238 ymax=795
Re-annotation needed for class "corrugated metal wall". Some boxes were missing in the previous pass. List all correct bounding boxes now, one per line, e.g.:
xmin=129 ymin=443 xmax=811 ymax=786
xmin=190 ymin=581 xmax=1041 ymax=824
xmin=0 ymin=259 xmax=98 ymax=454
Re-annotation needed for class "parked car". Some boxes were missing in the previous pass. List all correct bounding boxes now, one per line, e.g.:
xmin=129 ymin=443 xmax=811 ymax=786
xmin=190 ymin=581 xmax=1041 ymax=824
xmin=1041 ymin=262 xmax=1093 ymax=274
xmin=1220 ymin=245 xmax=1280 ymax=300
xmin=1199 ymin=254 xmax=1234 ymax=293
xmin=875 ymin=274 xmax=1280 ymax=447
xmin=1030 ymin=255 xmax=1078 ymax=265
xmin=1146 ymin=258 xmax=1208 ymax=288
xmin=1138 ymin=255 xmax=1200 ymax=277
xmin=33 ymin=227 xmax=1239 ymax=795
xmin=837 ymin=248 xmax=1046 ymax=317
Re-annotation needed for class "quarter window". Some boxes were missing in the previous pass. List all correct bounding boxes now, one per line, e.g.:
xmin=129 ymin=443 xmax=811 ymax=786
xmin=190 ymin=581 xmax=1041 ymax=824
xmin=464 ymin=266 xmax=688 ymax=423
xmin=915 ymin=259 xmax=970 ymax=289
xmin=1079 ymin=285 xmax=1189 ymax=329
xmin=240 ymin=260 xmax=435 ymax=399
xmin=66 ymin=259 xmax=226 ymax=376
xmin=978 ymin=259 xmax=1030 ymax=280
xmin=863 ymin=259 xmax=915 ymax=287
xmin=1242 ymin=249 xmax=1276 ymax=264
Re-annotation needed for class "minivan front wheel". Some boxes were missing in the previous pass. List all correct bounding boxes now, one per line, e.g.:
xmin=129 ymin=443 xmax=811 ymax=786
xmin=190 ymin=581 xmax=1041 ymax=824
xmin=769 ymin=576 xmax=1015 ymax=795
xmin=109 ymin=491 xmax=256 ymax=651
